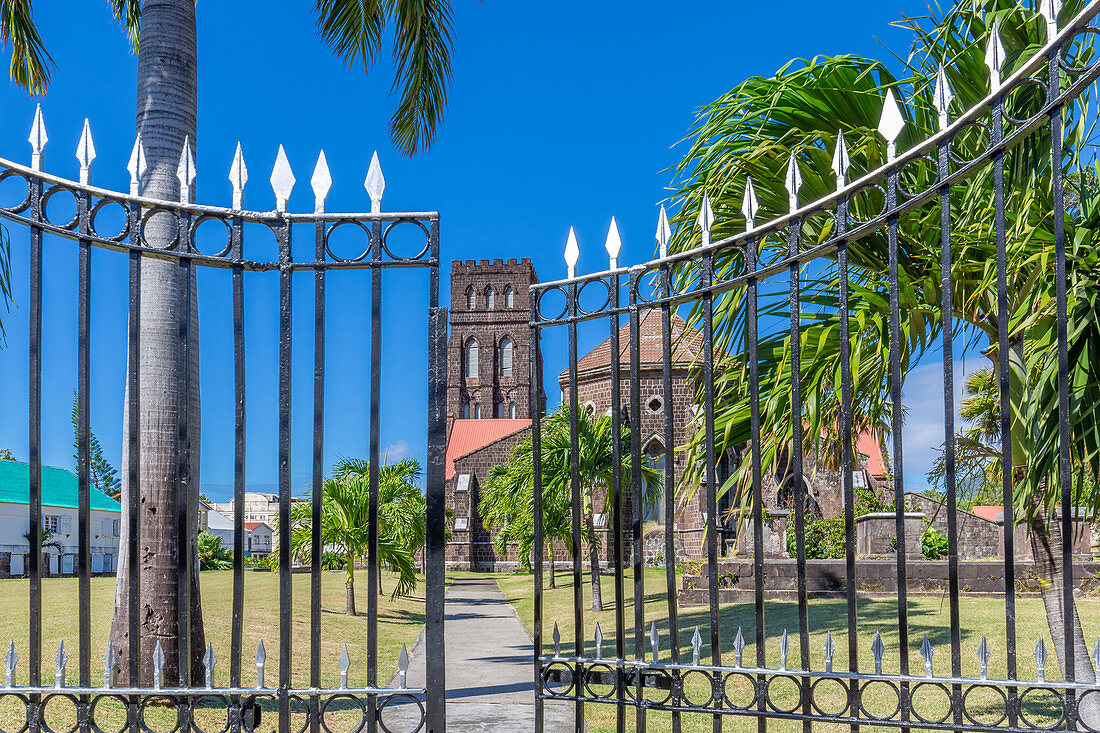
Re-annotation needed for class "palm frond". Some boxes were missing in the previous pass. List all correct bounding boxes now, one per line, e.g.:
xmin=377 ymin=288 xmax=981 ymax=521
xmin=0 ymin=0 xmax=52 ymax=94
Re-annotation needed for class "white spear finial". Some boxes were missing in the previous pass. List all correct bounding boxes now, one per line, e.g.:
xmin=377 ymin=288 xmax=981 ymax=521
xmin=177 ymin=136 xmax=196 ymax=204
xmin=1040 ymin=0 xmax=1061 ymax=40
xmin=270 ymin=145 xmax=295 ymax=214
xmin=364 ymin=151 xmax=385 ymax=214
xmin=29 ymin=104 xmax=48 ymax=171
xmin=311 ymin=150 xmax=332 ymax=213
xmin=153 ymin=640 xmax=165 ymax=689
xmin=255 ymin=639 xmax=266 ymax=688
xmin=604 ymin=217 xmax=622 ymax=268
xmin=229 ymin=142 xmax=248 ymax=209
xmin=4 ymin=641 xmax=16 ymax=688
xmin=565 ymin=227 xmax=580 ymax=278
xmin=697 ymin=192 xmax=715 ymax=246
xmin=656 ymin=205 xmax=671 ymax=258
xmin=203 ymin=642 xmax=217 ymax=689
xmin=339 ymin=644 xmax=351 ymax=689
xmin=785 ymin=156 xmax=802 ymax=212
xmin=878 ymin=88 xmax=906 ymax=161
xmin=54 ymin=640 xmax=67 ymax=688
xmin=742 ymin=177 xmax=759 ymax=229
xmin=832 ymin=131 xmax=851 ymax=189
xmin=76 ymin=119 xmax=96 ymax=185
xmin=103 ymin=644 xmax=116 ymax=689
xmin=986 ymin=20 xmax=1006 ymax=92
xmin=128 ymin=135 xmax=147 ymax=197
xmin=398 ymin=644 xmax=410 ymax=689
xmin=594 ymin=622 xmax=603 ymax=661
xmin=934 ymin=65 xmax=954 ymax=131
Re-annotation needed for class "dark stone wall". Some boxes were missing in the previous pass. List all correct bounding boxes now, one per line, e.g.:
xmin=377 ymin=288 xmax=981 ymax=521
xmin=905 ymin=492 xmax=1003 ymax=560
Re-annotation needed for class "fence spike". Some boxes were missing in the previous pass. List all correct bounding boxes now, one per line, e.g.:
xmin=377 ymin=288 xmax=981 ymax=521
xmin=29 ymin=103 xmax=47 ymax=171
xmin=339 ymin=644 xmax=351 ymax=689
xmin=270 ymin=145 xmax=295 ymax=213
xmin=986 ymin=20 xmax=1005 ymax=92
xmin=871 ymin=631 xmax=885 ymax=674
xmin=54 ymin=640 xmax=67 ymax=688
xmin=656 ymin=205 xmax=671 ymax=258
xmin=204 ymin=642 xmax=217 ymax=689
xmin=552 ymin=622 xmax=561 ymax=658
xmin=650 ymin=622 xmax=659 ymax=664
xmin=128 ymin=135 xmax=147 ymax=196
xmin=1094 ymin=637 xmax=1100 ymax=672
xmin=564 ymin=227 xmax=580 ymax=278
xmin=697 ymin=191 xmax=714 ymax=246
xmin=311 ymin=150 xmax=332 ymax=213
xmin=177 ymin=136 xmax=196 ymax=204
xmin=255 ymin=639 xmax=266 ymax=688
xmin=823 ymin=631 xmax=835 ymax=673
xmin=76 ymin=118 xmax=96 ymax=185
xmin=692 ymin=627 xmax=702 ymax=667
xmin=4 ymin=641 xmax=16 ymax=688
xmin=398 ymin=644 xmax=410 ymax=689
xmin=103 ymin=644 xmax=115 ymax=689
xmin=1040 ymin=0 xmax=1061 ymax=39
xmin=1034 ymin=636 xmax=1047 ymax=682
xmin=920 ymin=634 xmax=934 ymax=678
xmin=977 ymin=636 xmax=991 ymax=680
xmin=779 ymin=630 xmax=789 ymax=671
xmin=832 ymin=132 xmax=850 ymax=189
xmin=364 ymin=151 xmax=385 ymax=213
xmin=784 ymin=156 xmax=802 ymax=212
xmin=153 ymin=640 xmax=164 ymax=690
xmin=878 ymin=88 xmax=905 ymax=161
xmin=605 ymin=217 xmax=622 ymax=269
xmin=733 ymin=626 xmax=745 ymax=668
xmin=742 ymin=177 xmax=759 ymax=230
xmin=594 ymin=622 xmax=604 ymax=661
xmin=229 ymin=142 xmax=248 ymax=209
xmin=934 ymin=65 xmax=953 ymax=131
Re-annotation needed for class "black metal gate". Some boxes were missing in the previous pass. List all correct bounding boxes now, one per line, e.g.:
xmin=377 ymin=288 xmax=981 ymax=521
xmin=530 ymin=2 xmax=1100 ymax=731
xmin=0 ymin=131 xmax=447 ymax=732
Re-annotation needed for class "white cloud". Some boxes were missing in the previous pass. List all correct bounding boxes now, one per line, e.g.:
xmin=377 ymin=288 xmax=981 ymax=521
xmin=384 ymin=440 xmax=412 ymax=461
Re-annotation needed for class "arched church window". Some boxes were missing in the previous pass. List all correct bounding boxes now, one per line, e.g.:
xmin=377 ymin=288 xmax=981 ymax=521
xmin=486 ymin=287 xmax=495 ymax=310
xmin=509 ymin=403 xmax=517 ymax=419
xmin=500 ymin=338 xmax=514 ymax=377
xmin=462 ymin=402 xmax=470 ymax=419
xmin=465 ymin=339 xmax=479 ymax=377
xmin=474 ymin=404 xmax=482 ymax=419
xmin=505 ymin=286 xmax=515 ymax=308
xmin=466 ymin=287 xmax=476 ymax=310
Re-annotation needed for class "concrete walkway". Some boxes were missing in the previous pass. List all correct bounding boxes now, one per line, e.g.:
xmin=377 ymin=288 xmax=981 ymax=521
xmin=382 ymin=576 xmax=574 ymax=732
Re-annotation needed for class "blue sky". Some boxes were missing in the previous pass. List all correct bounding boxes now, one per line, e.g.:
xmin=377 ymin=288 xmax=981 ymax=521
xmin=0 ymin=0 xmax=974 ymax=499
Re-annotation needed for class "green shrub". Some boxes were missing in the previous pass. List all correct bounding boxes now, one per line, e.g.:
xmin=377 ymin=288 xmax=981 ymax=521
xmin=786 ymin=516 xmax=847 ymax=559
xmin=321 ymin=552 xmax=347 ymax=571
xmin=198 ymin=531 xmax=233 ymax=571
xmin=921 ymin=525 xmax=949 ymax=560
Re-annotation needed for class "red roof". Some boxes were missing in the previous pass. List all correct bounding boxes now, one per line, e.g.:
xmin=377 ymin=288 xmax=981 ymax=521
xmin=243 ymin=522 xmax=271 ymax=531
xmin=856 ymin=431 xmax=887 ymax=477
xmin=446 ymin=419 xmax=530 ymax=480
xmin=559 ymin=310 xmax=703 ymax=383
xmin=970 ymin=506 xmax=1004 ymax=523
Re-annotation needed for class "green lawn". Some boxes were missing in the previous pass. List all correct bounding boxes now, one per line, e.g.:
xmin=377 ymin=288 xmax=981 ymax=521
xmin=496 ymin=569 xmax=1100 ymax=733
xmin=0 ymin=569 xmax=427 ymax=733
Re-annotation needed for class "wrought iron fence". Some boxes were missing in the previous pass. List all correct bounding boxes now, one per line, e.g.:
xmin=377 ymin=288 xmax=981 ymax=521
xmin=0 ymin=113 xmax=447 ymax=733
xmin=530 ymin=1 xmax=1100 ymax=731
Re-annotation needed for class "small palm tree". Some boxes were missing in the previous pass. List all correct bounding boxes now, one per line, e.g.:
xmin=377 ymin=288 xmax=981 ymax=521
xmin=24 ymin=528 xmax=64 ymax=554
xmin=197 ymin=531 xmax=233 ymax=571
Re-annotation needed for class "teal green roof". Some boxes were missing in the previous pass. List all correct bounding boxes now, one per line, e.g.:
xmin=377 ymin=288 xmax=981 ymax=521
xmin=0 ymin=460 xmax=122 ymax=513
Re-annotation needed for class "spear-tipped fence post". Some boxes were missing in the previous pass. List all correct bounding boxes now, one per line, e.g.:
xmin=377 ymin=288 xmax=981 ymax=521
xmin=4 ymin=641 xmax=16 ymax=688
xmin=871 ymin=632 xmax=885 ymax=675
xmin=229 ymin=143 xmax=248 ymax=209
xmin=153 ymin=640 xmax=165 ymax=690
xmin=977 ymin=636 xmax=991 ymax=681
xmin=779 ymin=630 xmax=789 ymax=671
xmin=920 ymin=634 xmax=934 ymax=678
xmin=270 ymin=145 xmax=295 ymax=214
xmin=733 ymin=627 xmax=745 ymax=668
xmin=594 ymin=622 xmax=603 ymax=661
xmin=564 ymin=228 xmax=579 ymax=279
xmin=824 ymin=632 xmax=835 ymax=674
xmin=339 ymin=644 xmax=350 ymax=689
xmin=605 ymin=218 xmax=622 ymax=269
xmin=177 ymin=136 xmax=196 ymax=204
xmin=103 ymin=644 xmax=115 ymax=689
xmin=784 ymin=157 xmax=802 ymax=212
xmin=1035 ymin=637 xmax=1047 ymax=683
xmin=29 ymin=104 xmax=47 ymax=171
xmin=256 ymin=640 xmax=266 ymax=689
xmin=742 ymin=178 xmax=759 ymax=230
xmin=553 ymin=622 xmax=561 ymax=659
xmin=204 ymin=642 xmax=217 ymax=689
xmin=934 ymin=65 xmax=954 ymax=131
xmin=878 ymin=89 xmax=905 ymax=162
xmin=364 ymin=151 xmax=385 ymax=214
xmin=76 ymin=119 xmax=96 ymax=185
xmin=54 ymin=640 xmax=67 ymax=689
xmin=398 ymin=644 xmax=410 ymax=689
xmin=697 ymin=192 xmax=714 ymax=247
xmin=650 ymin=622 xmax=659 ymax=665
xmin=656 ymin=205 xmax=671 ymax=258
xmin=986 ymin=20 xmax=1005 ymax=92
xmin=692 ymin=627 xmax=702 ymax=667
xmin=311 ymin=151 xmax=332 ymax=215
xmin=128 ymin=135 xmax=147 ymax=197
xmin=832 ymin=132 xmax=850 ymax=189
xmin=1040 ymin=0 xmax=1061 ymax=40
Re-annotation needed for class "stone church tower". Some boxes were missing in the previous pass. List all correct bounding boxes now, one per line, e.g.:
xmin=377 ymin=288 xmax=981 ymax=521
xmin=446 ymin=258 xmax=541 ymax=430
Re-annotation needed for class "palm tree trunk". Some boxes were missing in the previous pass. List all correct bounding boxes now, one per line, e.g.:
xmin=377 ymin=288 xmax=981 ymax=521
xmin=108 ymin=0 xmax=205 ymax=686
xmin=346 ymin=555 xmax=356 ymax=616
xmin=586 ymin=513 xmax=603 ymax=612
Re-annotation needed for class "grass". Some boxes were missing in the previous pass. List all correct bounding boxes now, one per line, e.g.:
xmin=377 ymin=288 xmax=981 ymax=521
xmin=0 ymin=569 xmax=427 ymax=733
xmin=496 ymin=568 xmax=1100 ymax=733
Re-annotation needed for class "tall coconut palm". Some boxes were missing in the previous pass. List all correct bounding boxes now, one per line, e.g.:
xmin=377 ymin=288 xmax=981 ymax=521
xmin=481 ymin=407 xmax=662 ymax=611
xmin=3 ymin=0 xmax=457 ymax=684
xmin=669 ymin=0 xmax=1100 ymax=709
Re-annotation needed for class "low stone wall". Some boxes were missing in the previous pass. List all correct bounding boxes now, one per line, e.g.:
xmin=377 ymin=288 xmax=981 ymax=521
xmin=678 ymin=558 xmax=1100 ymax=606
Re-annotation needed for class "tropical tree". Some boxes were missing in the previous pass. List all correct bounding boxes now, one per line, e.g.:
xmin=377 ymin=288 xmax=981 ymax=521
xmin=197 ymin=531 xmax=233 ymax=571
xmin=23 ymin=528 xmax=64 ymax=555
xmin=281 ymin=457 xmax=425 ymax=615
xmin=3 ymin=0 xmax=458 ymax=684
xmin=71 ymin=391 xmax=121 ymax=497
xmin=481 ymin=407 xmax=662 ymax=611
xmin=668 ymin=0 xmax=1099 ymax=707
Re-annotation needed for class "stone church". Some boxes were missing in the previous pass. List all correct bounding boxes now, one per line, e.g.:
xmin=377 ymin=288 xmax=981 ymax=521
xmin=442 ymin=259 xmax=890 ymax=571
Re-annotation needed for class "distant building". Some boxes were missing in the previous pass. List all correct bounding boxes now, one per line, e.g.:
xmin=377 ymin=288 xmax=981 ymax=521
xmin=210 ymin=492 xmax=304 ymax=527
xmin=0 ymin=460 xmax=122 ymax=577
xmin=244 ymin=522 xmax=273 ymax=557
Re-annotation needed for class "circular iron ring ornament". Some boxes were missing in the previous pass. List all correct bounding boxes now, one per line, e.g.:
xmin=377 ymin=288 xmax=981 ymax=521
xmin=763 ymin=675 xmax=804 ymax=715
xmin=1017 ymin=685 xmax=1066 ymax=730
xmin=1077 ymin=688 xmax=1100 ymax=733
xmin=137 ymin=696 xmax=180 ymax=733
xmin=0 ymin=170 xmax=32 ymax=214
xmin=541 ymin=662 xmax=575 ymax=698
xmin=36 ymin=694 xmax=81 ymax=733
xmin=845 ymin=183 xmax=888 ymax=225
xmin=138 ymin=208 xmax=183 ymax=252
xmin=857 ymin=679 xmax=901 ymax=721
xmin=908 ymin=681 xmax=954 ymax=725
xmin=286 ymin=694 xmax=312 ymax=733
xmin=808 ymin=675 xmax=851 ymax=717
xmin=1059 ymin=27 xmax=1100 ymax=73
xmin=40 ymin=185 xmax=81 ymax=231
xmin=947 ymin=121 xmax=993 ymax=166
xmin=581 ymin=663 xmax=617 ymax=700
xmin=721 ymin=671 xmax=758 ymax=710
xmin=0 ymin=693 xmax=31 ymax=733
xmin=960 ymin=683 xmax=1008 ymax=728
xmin=895 ymin=154 xmax=942 ymax=200
xmin=1000 ymin=77 xmax=1051 ymax=127
xmin=323 ymin=219 xmax=372 ymax=263
xmin=575 ymin=277 xmax=612 ymax=317
xmin=89 ymin=694 xmax=131 ymax=733
xmin=380 ymin=218 xmax=431 ymax=262
xmin=89 ymin=198 xmax=133 ymax=242
xmin=318 ymin=694 xmax=366 ymax=733
xmin=189 ymin=216 xmax=234 ymax=259
xmin=679 ymin=669 xmax=715 ymax=709
xmin=376 ymin=693 xmax=425 ymax=733
xmin=622 ymin=667 xmax=672 ymax=707
xmin=535 ymin=286 xmax=569 ymax=322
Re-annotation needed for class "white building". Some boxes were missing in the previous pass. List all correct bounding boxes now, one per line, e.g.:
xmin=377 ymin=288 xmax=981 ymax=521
xmin=0 ymin=460 xmax=122 ymax=577
xmin=210 ymin=492 xmax=304 ymax=527
xmin=244 ymin=522 xmax=273 ymax=558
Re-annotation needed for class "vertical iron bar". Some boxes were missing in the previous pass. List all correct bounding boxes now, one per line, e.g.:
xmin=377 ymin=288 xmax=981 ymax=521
xmin=700 ymin=254 xmax=722 ymax=733
xmin=77 ymin=190 xmax=92 ymax=696
xmin=608 ymin=270 xmax=626 ymax=733
xmin=231 ymin=214 xmax=245 ymax=692
xmin=530 ymin=291 xmax=545 ymax=733
xmin=367 ymin=216 xmax=383 ymax=733
xmin=628 ymin=269 xmax=646 ymax=732
xmin=28 ymin=172 xmax=43 ymax=694
xmin=311 ymin=210 xmax=326 ymax=733
xmin=566 ymin=282 xmax=584 ymax=733
xmin=277 ymin=220 xmax=293 ymax=733
xmin=425 ymin=218 xmax=447 ymax=733
xmin=746 ymin=236 xmax=766 ymax=733
xmin=659 ymin=266 xmax=681 ymax=733
xmin=177 ymin=224 xmax=193 ymax=693
xmin=126 ymin=232 xmax=141 ymax=733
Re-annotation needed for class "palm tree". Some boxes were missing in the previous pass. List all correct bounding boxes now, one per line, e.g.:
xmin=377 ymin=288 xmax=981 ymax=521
xmin=282 ymin=457 xmax=424 ymax=616
xmin=3 ymin=0 xmax=457 ymax=684
xmin=668 ymin=0 xmax=1100 ymax=709
xmin=481 ymin=407 xmax=662 ymax=611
